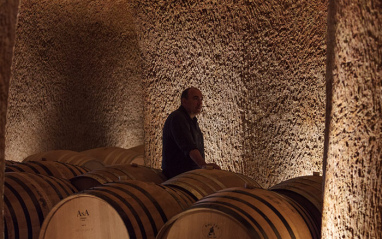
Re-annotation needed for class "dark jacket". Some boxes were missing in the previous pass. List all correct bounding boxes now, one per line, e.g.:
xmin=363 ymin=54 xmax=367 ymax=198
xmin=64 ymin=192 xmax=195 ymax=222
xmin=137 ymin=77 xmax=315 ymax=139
xmin=162 ymin=106 xmax=204 ymax=178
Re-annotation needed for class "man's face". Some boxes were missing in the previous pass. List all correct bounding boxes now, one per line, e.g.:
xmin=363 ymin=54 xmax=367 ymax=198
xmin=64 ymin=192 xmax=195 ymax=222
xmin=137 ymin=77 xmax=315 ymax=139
xmin=182 ymin=88 xmax=203 ymax=117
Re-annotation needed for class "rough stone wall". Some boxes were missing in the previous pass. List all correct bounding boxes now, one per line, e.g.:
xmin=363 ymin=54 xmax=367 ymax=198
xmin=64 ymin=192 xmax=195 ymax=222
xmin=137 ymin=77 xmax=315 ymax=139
xmin=135 ymin=0 xmax=327 ymax=188
xmin=5 ymin=0 xmax=144 ymax=162
xmin=322 ymin=0 xmax=382 ymax=238
xmin=0 ymin=0 xmax=20 ymax=237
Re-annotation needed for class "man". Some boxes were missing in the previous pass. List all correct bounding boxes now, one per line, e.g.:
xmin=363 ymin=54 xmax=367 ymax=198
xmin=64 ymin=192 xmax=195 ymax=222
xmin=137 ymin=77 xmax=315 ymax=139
xmin=162 ymin=87 xmax=220 ymax=178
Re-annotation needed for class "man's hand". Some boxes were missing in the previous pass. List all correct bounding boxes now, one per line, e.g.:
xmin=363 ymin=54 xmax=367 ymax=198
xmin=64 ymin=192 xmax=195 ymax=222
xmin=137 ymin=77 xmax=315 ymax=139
xmin=189 ymin=149 xmax=221 ymax=170
xmin=202 ymin=163 xmax=221 ymax=170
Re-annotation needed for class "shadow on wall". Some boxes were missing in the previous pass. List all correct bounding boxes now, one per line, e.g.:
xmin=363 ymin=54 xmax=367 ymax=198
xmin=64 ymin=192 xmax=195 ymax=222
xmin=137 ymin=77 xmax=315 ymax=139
xmin=51 ymin=17 xmax=126 ymax=149
xmin=6 ymin=0 xmax=144 ymax=160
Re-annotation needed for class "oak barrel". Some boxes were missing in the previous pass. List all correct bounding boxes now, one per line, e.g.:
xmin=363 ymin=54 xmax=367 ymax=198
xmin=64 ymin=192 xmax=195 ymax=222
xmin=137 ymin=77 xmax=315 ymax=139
xmin=157 ymin=187 xmax=313 ymax=239
xmin=5 ymin=160 xmax=19 ymax=166
xmin=128 ymin=144 xmax=144 ymax=154
xmin=159 ymin=185 xmax=197 ymax=210
xmin=270 ymin=175 xmax=323 ymax=237
xmin=6 ymin=160 xmax=89 ymax=179
xmin=81 ymin=146 xmax=145 ymax=166
xmin=70 ymin=163 xmax=167 ymax=191
xmin=38 ymin=180 xmax=187 ymax=239
xmin=161 ymin=168 xmax=261 ymax=200
xmin=23 ymin=150 xmax=105 ymax=170
xmin=4 ymin=172 xmax=78 ymax=239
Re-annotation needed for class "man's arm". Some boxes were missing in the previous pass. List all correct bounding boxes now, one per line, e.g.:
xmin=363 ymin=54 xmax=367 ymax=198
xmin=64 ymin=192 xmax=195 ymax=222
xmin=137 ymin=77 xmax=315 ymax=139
xmin=189 ymin=149 xmax=221 ymax=169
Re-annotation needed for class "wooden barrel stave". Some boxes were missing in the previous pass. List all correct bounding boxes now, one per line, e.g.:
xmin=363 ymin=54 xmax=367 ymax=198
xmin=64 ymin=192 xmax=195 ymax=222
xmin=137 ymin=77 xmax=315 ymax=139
xmin=198 ymin=189 xmax=309 ymax=238
xmin=270 ymin=175 xmax=323 ymax=212
xmin=87 ymin=189 xmax=150 ymax=238
xmin=51 ymin=161 xmax=88 ymax=175
xmin=158 ymin=185 xmax=197 ymax=210
xmin=157 ymin=187 xmax=313 ymax=239
xmin=270 ymin=175 xmax=323 ymax=238
xmin=162 ymin=169 xmax=261 ymax=200
xmin=23 ymin=150 xmax=104 ymax=170
xmin=4 ymin=172 xmax=78 ymax=239
xmin=276 ymin=192 xmax=321 ymax=238
xmin=5 ymin=179 xmax=42 ymax=239
xmin=81 ymin=147 xmax=144 ymax=166
xmin=70 ymin=164 xmax=166 ymax=191
xmin=114 ymin=164 xmax=166 ymax=183
xmin=128 ymin=144 xmax=144 ymax=154
xmin=39 ymin=180 xmax=185 ymax=239
xmin=6 ymin=161 xmax=89 ymax=179
xmin=38 ymin=194 xmax=130 ymax=239
xmin=5 ymin=160 xmax=19 ymax=166
xmin=164 ymin=175 xmax=216 ymax=199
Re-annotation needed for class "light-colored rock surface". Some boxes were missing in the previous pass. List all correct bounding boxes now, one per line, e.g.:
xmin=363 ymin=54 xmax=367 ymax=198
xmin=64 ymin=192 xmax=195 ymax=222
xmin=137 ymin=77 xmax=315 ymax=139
xmin=3 ymin=0 xmax=380 ymax=237
xmin=135 ymin=0 xmax=327 ymax=188
xmin=322 ymin=0 xmax=382 ymax=238
xmin=5 ymin=0 xmax=144 ymax=162
xmin=6 ymin=0 xmax=328 ymax=189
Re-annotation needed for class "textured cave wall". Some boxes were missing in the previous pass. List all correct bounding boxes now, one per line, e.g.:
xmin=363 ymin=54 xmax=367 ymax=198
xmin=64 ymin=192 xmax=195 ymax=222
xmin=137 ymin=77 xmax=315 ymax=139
xmin=0 ymin=0 xmax=20 ymax=237
xmin=322 ymin=0 xmax=382 ymax=238
xmin=135 ymin=0 xmax=327 ymax=188
xmin=5 ymin=0 xmax=144 ymax=162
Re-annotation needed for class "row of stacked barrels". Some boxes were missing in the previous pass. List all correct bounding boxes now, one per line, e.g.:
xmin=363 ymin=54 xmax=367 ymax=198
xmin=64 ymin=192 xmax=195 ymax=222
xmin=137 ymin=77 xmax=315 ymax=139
xmin=3 ymin=146 xmax=323 ymax=239
xmin=3 ymin=145 xmax=151 ymax=239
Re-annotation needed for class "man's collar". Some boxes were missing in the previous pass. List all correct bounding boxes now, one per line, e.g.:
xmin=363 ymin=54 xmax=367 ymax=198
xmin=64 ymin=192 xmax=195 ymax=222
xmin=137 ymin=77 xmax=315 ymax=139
xmin=179 ymin=105 xmax=197 ymax=121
